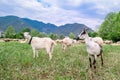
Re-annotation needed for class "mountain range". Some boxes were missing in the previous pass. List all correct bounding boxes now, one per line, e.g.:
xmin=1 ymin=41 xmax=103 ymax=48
xmin=0 ymin=15 xmax=93 ymax=36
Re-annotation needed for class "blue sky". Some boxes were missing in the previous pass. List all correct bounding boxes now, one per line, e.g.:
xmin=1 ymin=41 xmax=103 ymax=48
xmin=0 ymin=0 xmax=120 ymax=30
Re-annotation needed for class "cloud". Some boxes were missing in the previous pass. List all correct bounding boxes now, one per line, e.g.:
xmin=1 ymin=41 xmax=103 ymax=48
xmin=0 ymin=0 xmax=120 ymax=30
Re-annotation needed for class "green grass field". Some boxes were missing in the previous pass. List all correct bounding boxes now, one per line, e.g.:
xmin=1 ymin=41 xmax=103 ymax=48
xmin=0 ymin=42 xmax=120 ymax=80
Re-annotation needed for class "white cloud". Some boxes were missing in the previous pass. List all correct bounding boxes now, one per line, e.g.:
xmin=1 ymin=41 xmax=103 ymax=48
xmin=0 ymin=0 xmax=120 ymax=30
xmin=88 ymin=0 xmax=120 ymax=15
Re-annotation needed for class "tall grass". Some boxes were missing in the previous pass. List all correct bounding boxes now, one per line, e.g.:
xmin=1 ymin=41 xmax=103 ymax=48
xmin=0 ymin=42 xmax=120 ymax=80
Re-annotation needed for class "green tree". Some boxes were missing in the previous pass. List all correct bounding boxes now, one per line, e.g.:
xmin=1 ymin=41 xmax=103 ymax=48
xmin=15 ymin=33 xmax=22 ymax=39
xmin=88 ymin=32 xmax=98 ymax=37
xmin=16 ymin=28 xmax=31 ymax=39
xmin=21 ymin=28 xmax=31 ymax=33
xmin=38 ymin=32 xmax=47 ymax=38
xmin=31 ymin=29 xmax=39 ymax=37
xmin=54 ymin=34 xmax=58 ymax=40
xmin=98 ymin=12 xmax=120 ymax=42
xmin=49 ymin=33 xmax=58 ymax=40
xmin=59 ymin=34 xmax=65 ymax=39
xmin=5 ymin=26 xmax=16 ymax=38
xmin=69 ymin=32 xmax=74 ymax=39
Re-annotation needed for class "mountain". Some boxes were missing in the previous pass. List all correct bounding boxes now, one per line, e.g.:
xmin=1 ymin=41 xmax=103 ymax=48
xmin=22 ymin=18 xmax=57 ymax=33
xmin=54 ymin=23 xmax=92 ymax=36
xmin=0 ymin=16 xmax=32 ymax=31
xmin=0 ymin=15 xmax=93 ymax=35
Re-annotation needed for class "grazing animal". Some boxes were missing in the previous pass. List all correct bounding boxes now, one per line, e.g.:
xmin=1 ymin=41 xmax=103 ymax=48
xmin=90 ymin=37 xmax=103 ymax=46
xmin=104 ymin=40 xmax=113 ymax=44
xmin=55 ymin=39 xmax=63 ymax=43
xmin=61 ymin=37 xmax=76 ymax=50
xmin=77 ymin=29 xmax=103 ymax=69
xmin=23 ymin=32 xmax=56 ymax=60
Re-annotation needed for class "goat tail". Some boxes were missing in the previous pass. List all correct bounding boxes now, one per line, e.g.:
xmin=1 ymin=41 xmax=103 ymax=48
xmin=50 ymin=41 xmax=56 ymax=53
xmin=52 ymin=41 xmax=57 ymax=46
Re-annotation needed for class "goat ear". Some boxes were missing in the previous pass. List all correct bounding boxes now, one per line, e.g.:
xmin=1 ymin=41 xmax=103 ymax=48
xmin=83 ymin=30 xmax=86 ymax=34
xmin=81 ymin=28 xmax=86 ymax=34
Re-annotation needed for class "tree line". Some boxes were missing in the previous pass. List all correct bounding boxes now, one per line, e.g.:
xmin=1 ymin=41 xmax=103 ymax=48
xmin=1 ymin=26 xmax=75 ymax=40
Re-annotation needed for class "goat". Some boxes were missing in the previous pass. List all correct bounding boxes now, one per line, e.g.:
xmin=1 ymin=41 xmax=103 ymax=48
xmin=55 ymin=39 xmax=63 ymax=43
xmin=90 ymin=37 xmax=103 ymax=46
xmin=104 ymin=40 xmax=113 ymax=44
xmin=61 ymin=37 xmax=76 ymax=50
xmin=77 ymin=29 xmax=103 ymax=69
xmin=23 ymin=32 xmax=56 ymax=60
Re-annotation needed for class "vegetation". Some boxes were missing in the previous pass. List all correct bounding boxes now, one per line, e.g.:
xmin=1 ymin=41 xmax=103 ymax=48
xmin=88 ymin=32 xmax=98 ymax=37
xmin=3 ymin=27 xmax=49 ymax=39
xmin=49 ymin=33 xmax=58 ymax=40
xmin=59 ymin=34 xmax=65 ymax=39
xmin=5 ymin=26 xmax=16 ymax=38
xmin=31 ymin=29 xmax=40 ymax=37
xmin=0 ymin=42 xmax=120 ymax=80
xmin=69 ymin=32 xmax=75 ymax=39
xmin=21 ymin=28 xmax=31 ymax=33
xmin=99 ymin=12 xmax=120 ymax=42
xmin=38 ymin=32 xmax=47 ymax=38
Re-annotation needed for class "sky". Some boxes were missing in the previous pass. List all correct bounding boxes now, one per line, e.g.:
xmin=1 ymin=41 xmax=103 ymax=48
xmin=0 ymin=0 xmax=120 ymax=30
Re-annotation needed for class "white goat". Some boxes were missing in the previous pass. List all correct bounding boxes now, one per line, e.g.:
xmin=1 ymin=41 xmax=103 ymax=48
xmin=104 ymin=40 xmax=113 ymax=44
xmin=55 ymin=39 xmax=63 ymax=43
xmin=61 ymin=37 xmax=76 ymax=50
xmin=90 ymin=37 xmax=103 ymax=46
xmin=78 ymin=29 xmax=103 ymax=69
xmin=23 ymin=32 xmax=56 ymax=60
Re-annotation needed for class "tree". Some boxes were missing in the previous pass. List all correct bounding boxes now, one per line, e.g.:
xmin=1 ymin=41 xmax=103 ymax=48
xmin=69 ymin=32 xmax=74 ymax=39
xmin=49 ymin=33 xmax=58 ymax=40
xmin=15 ymin=32 xmax=23 ymax=39
xmin=38 ymin=32 xmax=47 ymax=38
xmin=99 ymin=12 xmax=116 ymax=39
xmin=88 ymin=32 xmax=98 ymax=37
xmin=59 ymin=34 xmax=65 ymax=39
xmin=5 ymin=26 xmax=16 ymax=38
xmin=31 ymin=29 xmax=39 ymax=37
xmin=16 ymin=28 xmax=31 ymax=39
xmin=98 ymin=12 xmax=120 ymax=42
xmin=54 ymin=34 xmax=58 ymax=40
xmin=21 ymin=28 xmax=31 ymax=33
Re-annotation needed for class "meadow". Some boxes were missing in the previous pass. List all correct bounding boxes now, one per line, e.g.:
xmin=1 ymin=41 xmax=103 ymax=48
xmin=0 ymin=42 xmax=120 ymax=80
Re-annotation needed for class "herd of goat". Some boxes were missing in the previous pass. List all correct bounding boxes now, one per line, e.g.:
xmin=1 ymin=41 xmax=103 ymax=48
xmin=0 ymin=29 xmax=119 ymax=69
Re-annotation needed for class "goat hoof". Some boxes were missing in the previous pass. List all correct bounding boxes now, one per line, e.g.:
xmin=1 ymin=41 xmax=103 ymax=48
xmin=102 ymin=63 xmax=103 ymax=66
xmin=90 ymin=65 xmax=92 ymax=68
xmin=94 ymin=66 xmax=96 ymax=69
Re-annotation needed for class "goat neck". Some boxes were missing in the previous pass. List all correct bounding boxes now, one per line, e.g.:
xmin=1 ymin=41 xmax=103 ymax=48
xmin=27 ymin=35 xmax=32 ymax=44
xmin=84 ymin=33 xmax=91 ymax=44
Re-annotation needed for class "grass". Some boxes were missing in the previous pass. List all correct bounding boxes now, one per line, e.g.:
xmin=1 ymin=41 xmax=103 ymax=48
xmin=0 ymin=42 xmax=120 ymax=80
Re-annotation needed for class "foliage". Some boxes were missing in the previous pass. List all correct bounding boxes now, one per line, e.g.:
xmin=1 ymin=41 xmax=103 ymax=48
xmin=59 ymin=34 xmax=65 ymax=39
xmin=31 ymin=29 xmax=39 ymax=37
xmin=49 ymin=33 xmax=58 ymax=40
xmin=88 ymin=32 xmax=98 ymax=37
xmin=98 ymin=12 xmax=120 ymax=42
xmin=69 ymin=32 xmax=75 ymax=39
xmin=15 ymin=32 xmax=23 ymax=39
xmin=5 ymin=26 xmax=16 ymax=38
xmin=38 ymin=32 xmax=48 ymax=38
xmin=15 ymin=28 xmax=31 ymax=39
xmin=21 ymin=28 xmax=31 ymax=33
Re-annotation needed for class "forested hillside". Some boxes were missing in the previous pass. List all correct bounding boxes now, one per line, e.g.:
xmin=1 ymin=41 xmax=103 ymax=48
xmin=99 ymin=11 xmax=120 ymax=42
xmin=0 ymin=15 xmax=93 ymax=36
